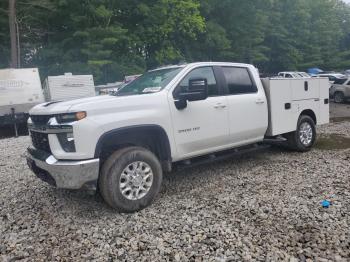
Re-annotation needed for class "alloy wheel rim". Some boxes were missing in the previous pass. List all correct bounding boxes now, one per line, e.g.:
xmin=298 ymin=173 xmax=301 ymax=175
xmin=299 ymin=122 xmax=313 ymax=146
xmin=119 ymin=161 xmax=154 ymax=200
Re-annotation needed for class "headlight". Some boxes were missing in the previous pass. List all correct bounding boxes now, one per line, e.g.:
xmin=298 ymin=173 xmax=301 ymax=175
xmin=56 ymin=112 xmax=86 ymax=123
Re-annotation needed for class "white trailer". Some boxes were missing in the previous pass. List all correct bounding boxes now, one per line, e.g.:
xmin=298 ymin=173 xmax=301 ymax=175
xmin=43 ymin=73 xmax=95 ymax=101
xmin=0 ymin=68 xmax=44 ymax=126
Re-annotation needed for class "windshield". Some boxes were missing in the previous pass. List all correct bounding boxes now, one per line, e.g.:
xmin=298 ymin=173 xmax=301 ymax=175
xmin=116 ymin=67 xmax=183 ymax=96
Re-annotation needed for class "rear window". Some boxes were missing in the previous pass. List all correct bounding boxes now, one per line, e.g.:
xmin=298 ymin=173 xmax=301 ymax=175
xmin=222 ymin=67 xmax=257 ymax=95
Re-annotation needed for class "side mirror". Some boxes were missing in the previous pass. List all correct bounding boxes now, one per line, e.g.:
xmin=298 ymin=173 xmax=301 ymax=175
xmin=175 ymin=78 xmax=208 ymax=110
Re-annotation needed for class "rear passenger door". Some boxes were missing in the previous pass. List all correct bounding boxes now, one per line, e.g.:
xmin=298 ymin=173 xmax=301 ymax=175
xmin=220 ymin=66 xmax=268 ymax=145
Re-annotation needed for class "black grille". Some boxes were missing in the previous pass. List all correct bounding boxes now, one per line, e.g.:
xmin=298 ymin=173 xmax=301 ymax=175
xmin=30 ymin=115 xmax=53 ymax=125
xmin=30 ymin=131 xmax=51 ymax=153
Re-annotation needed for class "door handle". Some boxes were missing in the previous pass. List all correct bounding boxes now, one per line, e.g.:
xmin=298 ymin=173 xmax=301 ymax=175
xmin=214 ymin=103 xmax=227 ymax=109
xmin=255 ymin=99 xmax=265 ymax=104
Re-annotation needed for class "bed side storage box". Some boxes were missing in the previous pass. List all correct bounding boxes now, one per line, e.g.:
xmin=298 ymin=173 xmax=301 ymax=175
xmin=318 ymin=78 xmax=330 ymax=125
xmin=262 ymin=78 xmax=329 ymax=137
xmin=291 ymin=78 xmax=319 ymax=100
xmin=262 ymin=78 xmax=298 ymax=136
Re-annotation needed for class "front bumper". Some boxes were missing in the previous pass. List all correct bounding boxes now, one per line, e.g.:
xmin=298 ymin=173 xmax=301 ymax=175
xmin=26 ymin=147 xmax=100 ymax=190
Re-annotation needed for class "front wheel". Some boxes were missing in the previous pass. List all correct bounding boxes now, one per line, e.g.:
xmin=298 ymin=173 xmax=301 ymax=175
xmin=99 ymin=147 xmax=163 ymax=213
xmin=285 ymin=115 xmax=316 ymax=152
xmin=334 ymin=92 xmax=344 ymax=103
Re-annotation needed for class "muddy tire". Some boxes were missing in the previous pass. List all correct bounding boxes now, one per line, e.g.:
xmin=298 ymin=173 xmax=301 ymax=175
xmin=99 ymin=147 xmax=163 ymax=213
xmin=285 ymin=115 xmax=316 ymax=152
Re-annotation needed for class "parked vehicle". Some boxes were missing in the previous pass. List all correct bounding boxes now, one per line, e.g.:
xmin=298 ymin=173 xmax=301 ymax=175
xmin=307 ymin=68 xmax=323 ymax=76
xmin=95 ymin=75 xmax=142 ymax=95
xmin=0 ymin=68 xmax=44 ymax=127
xmin=124 ymin=74 xmax=141 ymax=83
xmin=317 ymin=73 xmax=347 ymax=84
xmin=95 ymin=82 xmax=124 ymax=95
xmin=277 ymin=71 xmax=310 ymax=78
xmin=278 ymin=72 xmax=300 ymax=78
xmin=297 ymin=72 xmax=311 ymax=78
xmin=330 ymin=78 xmax=350 ymax=103
xmin=43 ymin=73 xmax=95 ymax=101
xmin=26 ymin=62 xmax=330 ymax=212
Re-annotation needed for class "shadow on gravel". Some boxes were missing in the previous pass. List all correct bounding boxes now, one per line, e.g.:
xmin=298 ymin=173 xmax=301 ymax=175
xmin=331 ymin=117 xmax=350 ymax=123
xmin=161 ymin=149 xmax=273 ymax=192
xmin=166 ymin=149 xmax=269 ymax=177
xmin=315 ymin=134 xmax=350 ymax=150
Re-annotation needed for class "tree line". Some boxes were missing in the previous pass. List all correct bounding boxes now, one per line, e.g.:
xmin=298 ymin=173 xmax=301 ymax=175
xmin=1 ymin=0 xmax=350 ymax=84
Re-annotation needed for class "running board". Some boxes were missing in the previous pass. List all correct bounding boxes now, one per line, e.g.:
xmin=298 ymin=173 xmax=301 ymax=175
xmin=263 ymin=136 xmax=287 ymax=144
xmin=174 ymin=143 xmax=270 ymax=171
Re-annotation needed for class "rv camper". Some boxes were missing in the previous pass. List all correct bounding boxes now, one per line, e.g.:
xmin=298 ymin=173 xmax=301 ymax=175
xmin=43 ymin=73 xmax=95 ymax=101
xmin=0 ymin=68 xmax=44 ymax=126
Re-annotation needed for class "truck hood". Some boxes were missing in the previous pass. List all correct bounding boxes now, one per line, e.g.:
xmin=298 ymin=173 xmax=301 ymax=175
xmin=29 ymin=93 xmax=166 ymax=115
xmin=29 ymin=96 xmax=116 ymax=115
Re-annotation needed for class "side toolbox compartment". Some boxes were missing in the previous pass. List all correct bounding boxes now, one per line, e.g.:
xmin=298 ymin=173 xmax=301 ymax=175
xmin=262 ymin=78 xmax=329 ymax=137
xmin=291 ymin=78 xmax=319 ymax=100
xmin=318 ymin=78 xmax=330 ymax=125
xmin=262 ymin=79 xmax=298 ymax=136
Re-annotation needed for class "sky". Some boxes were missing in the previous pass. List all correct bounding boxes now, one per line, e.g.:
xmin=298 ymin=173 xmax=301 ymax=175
xmin=344 ymin=0 xmax=350 ymax=4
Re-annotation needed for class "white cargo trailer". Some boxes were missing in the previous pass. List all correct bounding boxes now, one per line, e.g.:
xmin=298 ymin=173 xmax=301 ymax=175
xmin=43 ymin=73 xmax=95 ymax=101
xmin=0 ymin=68 xmax=44 ymax=126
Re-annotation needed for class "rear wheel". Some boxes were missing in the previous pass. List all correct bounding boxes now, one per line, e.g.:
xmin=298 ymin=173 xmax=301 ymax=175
xmin=99 ymin=146 xmax=163 ymax=213
xmin=334 ymin=92 xmax=344 ymax=103
xmin=286 ymin=115 xmax=316 ymax=152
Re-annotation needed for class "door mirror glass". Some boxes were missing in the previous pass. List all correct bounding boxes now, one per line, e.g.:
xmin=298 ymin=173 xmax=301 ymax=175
xmin=182 ymin=78 xmax=208 ymax=101
xmin=175 ymin=78 xmax=208 ymax=110
xmin=174 ymin=66 xmax=217 ymax=110
xmin=179 ymin=78 xmax=208 ymax=102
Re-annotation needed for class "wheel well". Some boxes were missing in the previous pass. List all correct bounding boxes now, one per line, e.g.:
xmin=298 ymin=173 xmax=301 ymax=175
xmin=334 ymin=91 xmax=344 ymax=96
xmin=300 ymin=109 xmax=317 ymax=124
xmin=95 ymin=125 xmax=172 ymax=171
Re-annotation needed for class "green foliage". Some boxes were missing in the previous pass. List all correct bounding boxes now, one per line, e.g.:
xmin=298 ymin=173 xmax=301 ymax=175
xmin=0 ymin=1 xmax=10 ymax=67
xmin=1 ymin=0 xmax=350 ymax=83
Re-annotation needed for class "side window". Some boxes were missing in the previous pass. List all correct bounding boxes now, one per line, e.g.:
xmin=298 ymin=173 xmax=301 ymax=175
xmin=347 ymin=81 xmax=350 ymax=86
xmin=177 ymin=67 xmax=219 ymax=97
xmin=334 ymin=78 xmax=347 ymax=85
xmin=285 ymin=74 xmax=293 ymax=78
xmin=222 ymin=67 xmax=257 ymax=95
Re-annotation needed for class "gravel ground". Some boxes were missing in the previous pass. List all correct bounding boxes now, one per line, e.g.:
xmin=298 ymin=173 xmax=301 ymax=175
xmin=330 ymin=102 xmax=350 ymax=119
xmin=1 ymin=121 xmax=350 ymax=261
xmin=319 ymin=120 xmax=350 ymax=137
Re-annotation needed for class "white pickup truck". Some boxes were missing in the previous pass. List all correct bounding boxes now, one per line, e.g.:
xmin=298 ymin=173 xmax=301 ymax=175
xmin=26 ymin=62 xmax=330 ymax=212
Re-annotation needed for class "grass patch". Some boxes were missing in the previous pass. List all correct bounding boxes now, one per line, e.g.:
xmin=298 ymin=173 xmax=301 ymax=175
xmin=315 ymin=134 xmax=350 ymax=150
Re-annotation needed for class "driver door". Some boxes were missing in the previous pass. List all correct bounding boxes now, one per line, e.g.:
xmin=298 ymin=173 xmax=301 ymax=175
xmin=168 ymin=66 xmax=230 ymax=159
